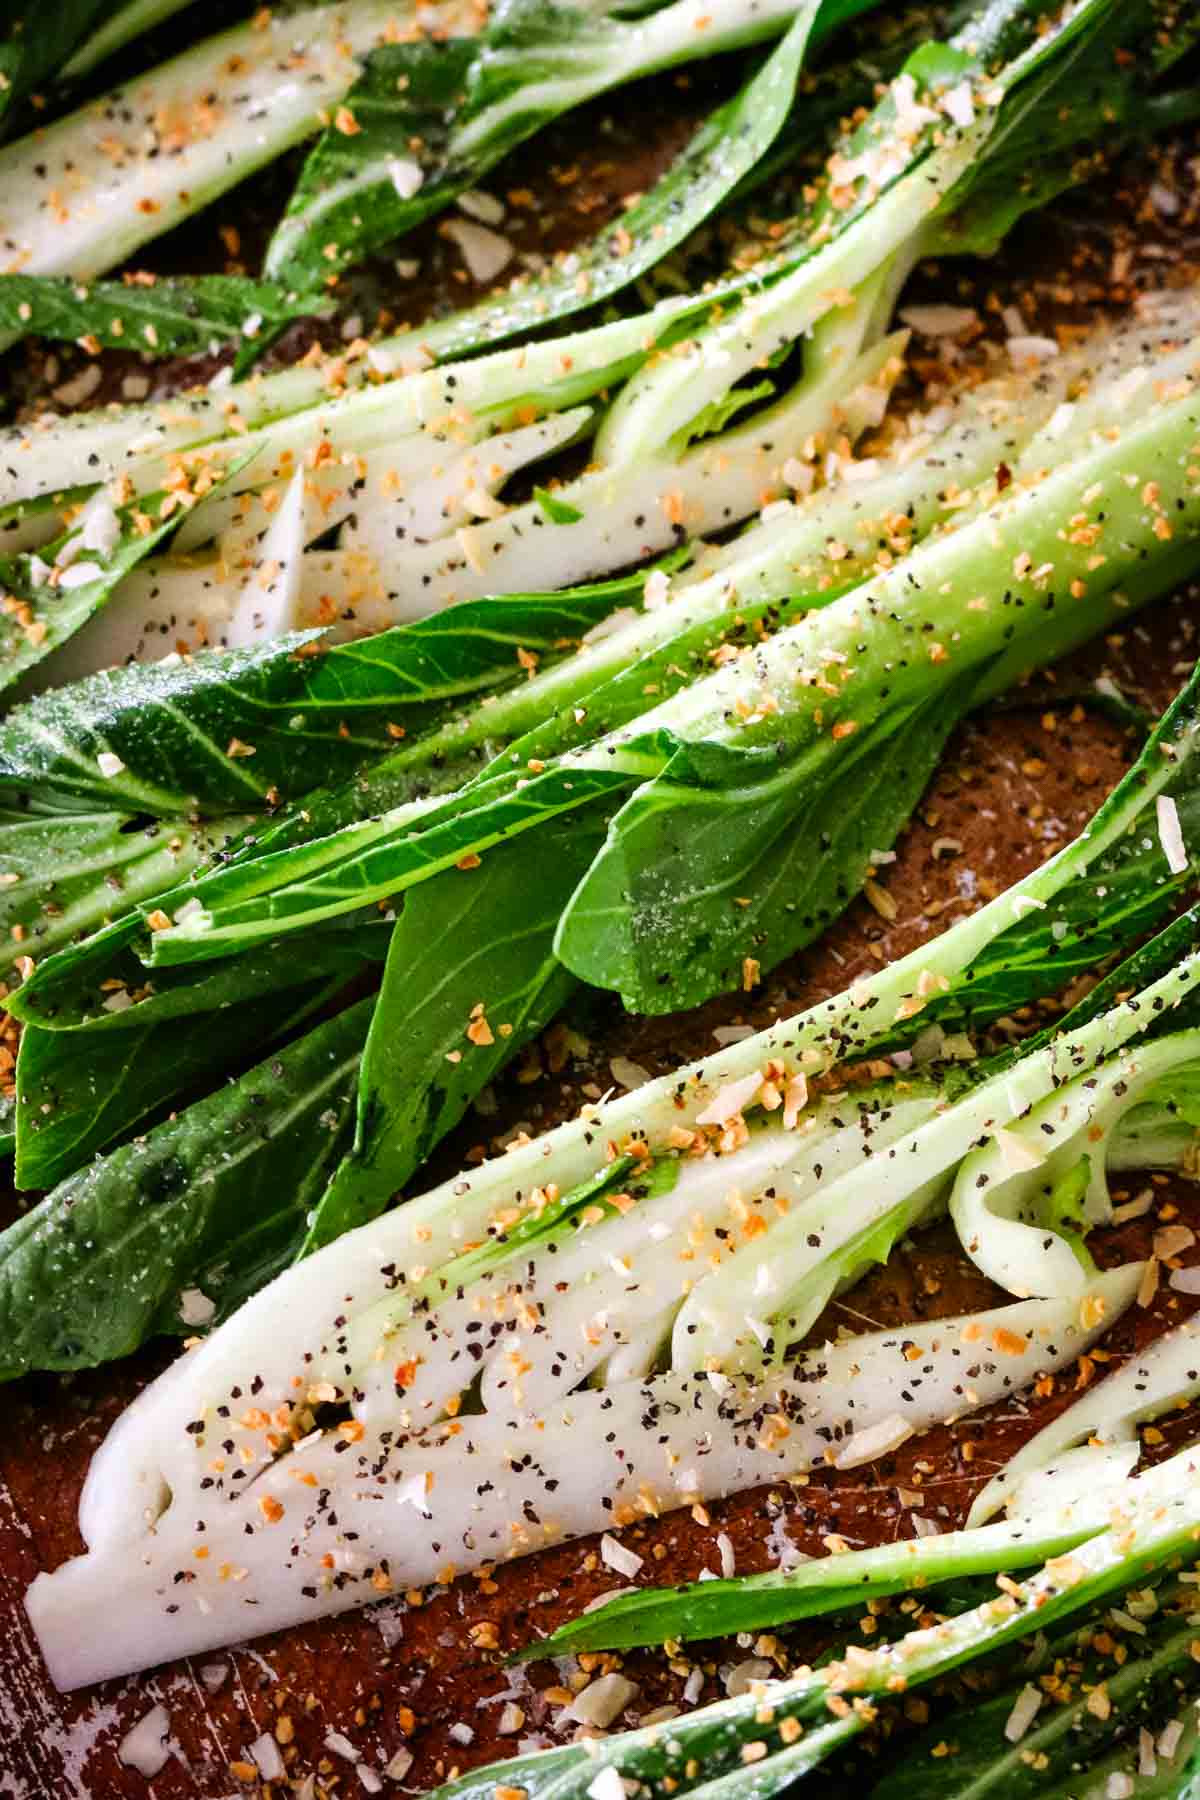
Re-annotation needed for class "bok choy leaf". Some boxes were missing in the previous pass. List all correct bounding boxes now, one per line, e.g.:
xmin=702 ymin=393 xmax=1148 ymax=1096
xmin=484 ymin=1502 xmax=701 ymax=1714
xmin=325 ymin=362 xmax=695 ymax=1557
xmin=0 ymin=1 xmax=112 ymax=131
xmin=13 ymin=920 xmax=387 ymax=1190
xmin=379 ymin=6 xmax=819 ymax=364
xmin=0 ymin=578 xmax=636 ymax=815
xmin=434 ymin=1480 xmax=1200 ymax=1800
xmin=0 ymin=274 xmax=328 ymax=357
xmin=264 ymin=0 xmax=838 ymax=289
xmin=302 ymin=799 xmax=610 ymax=1250
xmin=0 ymin=994 xmax=373 ymax=1380
xmin=139 ymin=354 xmax=1200 ymax=972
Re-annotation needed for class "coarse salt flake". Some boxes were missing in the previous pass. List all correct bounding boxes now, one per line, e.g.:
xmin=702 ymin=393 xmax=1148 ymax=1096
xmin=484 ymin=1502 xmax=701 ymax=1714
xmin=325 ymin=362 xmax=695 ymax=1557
xmin=118 ymin=1705 xmax=171 ymax=1777
xmin=179 ymin=1287 xmax=216 ymax=1326
xmin=1004 ymin=1684 xmax=1043 ymax=1742
xmin=834 ymin=1414 xmax=914 ymax=1470
xmin=587 ymin=1769 xmax=628 ymax=1800
xmin=444 ymin=220 xmax=513 ymax=285
xmin=695 ymin=1072 xmax=762 ymax=1126
xmin=388 ymin=157 xmax=424 ymax=200
xmin=643 ymin=567 xmax=670 ymax=609
xmin=1157 ymin=794 xmax=1188 ymax=875
xmin=898 ymin=304 xmax=978 ymax=337
xmin=600 ymin=1533 xmax=644 ymax=1579
xmin=570 ymin=1674 xmax=639 ymax=1728
xmin=250 ymin=1733 xmax=285 ymax=1781
xmin=1007 ymin=334 xmax=1060 ymax=362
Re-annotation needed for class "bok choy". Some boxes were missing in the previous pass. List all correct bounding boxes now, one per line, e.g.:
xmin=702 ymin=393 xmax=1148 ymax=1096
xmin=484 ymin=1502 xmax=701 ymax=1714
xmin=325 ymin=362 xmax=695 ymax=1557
xmin=1 ymin=287 xmax=1198 ymax=1343
xmin=22 ymin=753 xmax=1200 ymax=1678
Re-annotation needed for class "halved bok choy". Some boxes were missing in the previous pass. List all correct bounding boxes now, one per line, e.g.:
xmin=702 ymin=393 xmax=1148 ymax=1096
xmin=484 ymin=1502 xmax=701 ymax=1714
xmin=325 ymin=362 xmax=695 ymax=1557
xmin=424 ymin=1475 xmax=1200 ymax=1800
xmin=2 ymin=299 xmax=1199 ymax=1366
xmin=3 ymin=0 xmax=1192 ymax=691
xmin=24 ymin=784 xmax=1200 ymax=1681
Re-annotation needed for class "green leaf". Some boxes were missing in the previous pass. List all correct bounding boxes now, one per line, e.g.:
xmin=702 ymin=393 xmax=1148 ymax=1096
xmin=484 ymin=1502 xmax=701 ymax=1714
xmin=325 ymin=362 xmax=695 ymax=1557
xmin=0 ymin=997 xmax=372 ymax=1379
xmin=140 ymin=761 xmax=633 ymax=966
xmin=532 ymin=486 xmax=584 ymax=525
xmin=442 ymin=1486 xmax=1200 ymax=1800
xmin=930 ymin=1 xmax=1200 ymax=257
xmin=513 ymin=1506 xmax=1100 ymax=1658
xmin=0 ymin=1 xmax=111 ymax=131
xmin=0 ymin=580 xmax=630 ymax=816
xmin=873 ymin=678 xmax=1200 ymax=1055
xmin=0 ymin=274 xmax=328 ymax=356
xmin=13 ymin=922 xmax=386 ymax=1189
xmin=555 ymin=685 xmax=964 ymax=1013
xmin=0 ymin=806 xmax=252 ymax=975
xmin=396 ymin=8 xmax=822 ymax=365
xmin=302 ymin=800 xmax=610 ymax=1251
xmin=266 ymin=0 xmax=835 ymax=289
xmin=264 ymin=36 xmax=478 ymax=288
xmin=8 ymin=912 xmax=389 ymax=1033
xmin=870 ymin=1612 xmax=1200 ymax=1800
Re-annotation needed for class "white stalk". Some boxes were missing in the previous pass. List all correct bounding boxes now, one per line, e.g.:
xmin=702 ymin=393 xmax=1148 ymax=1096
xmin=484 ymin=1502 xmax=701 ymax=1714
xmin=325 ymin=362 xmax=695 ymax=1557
xmin=28 ymin=1269 xmax=1137 ymax=1689
xmin=949 ymin=1033 xmax=1200 ymax=1300
xmin=377 ymin=335 xmax=905 ymax=608
xmin=0 ymin=297 xmax=687 ymax=513
xmin=19 ymin=549 xmax=389 ymax=684
xmin=593 ymin=129 xmax=981 ymax=468
xmin=969 ymin=1314 xmax=1200 ymax=1526
xmin=0 ymin=2 xmax=435 ymax=292
xmin=666 ymin=959 xmax=1200 ymax=1375
xmin=338 ymin=406 xmax=593 ymax=565
xmin=223 ymin=471 xmax=307 ymax=648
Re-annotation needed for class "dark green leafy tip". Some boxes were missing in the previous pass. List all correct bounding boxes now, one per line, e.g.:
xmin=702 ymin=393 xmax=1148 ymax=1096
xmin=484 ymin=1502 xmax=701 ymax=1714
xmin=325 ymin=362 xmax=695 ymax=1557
xmin=0 ymin=997 xmax=372 ymax=1378
xmin=9 ymin=914 xmax=389 ymax=1034
xmin=930 ymin=0 xmax=1200 ymax=256
xmin=442 ymin=1509 xmax=1200 ymax=1800
xmin=264 ymin=37 xmax=478 ymax=289
xmin=0 ymin=1091 xmax=14 ymax=1158
xmin=882 ymin=659 xmax=1200 ymax=1055
xmin=13 ymin=921 xmax=386 ymax=1188
xmin=302 ymin=800 xmax=609 ymax=1251
xmin=397 ymin=6 xmax=820 ymax=366
xmin=0 ymin=0 xmax=110 ymax=131
xmin=532 ymin=487 xmax=584 ymax=525
xmin=14 ymin=981 xmax=313 ymax=1191
xmin=266 ymin=0 xmax=843 ymax=293
xmin=405 ymin=1152 xmax=679 ymax=1318
xmin=0 ymin=807 xmax=252 ymax=975
xmin=0 ymin=581 xmax=656 ymax=817
xmin=555 ymin=685 xmax=964 ymax=1014
xmin=0 ymin=274 xmax=329 ymax=356
xmin=139 ymin=761 xmax=635 ymax=967
xmin=870 ymin=1611 xmax=1200 ymax=1800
